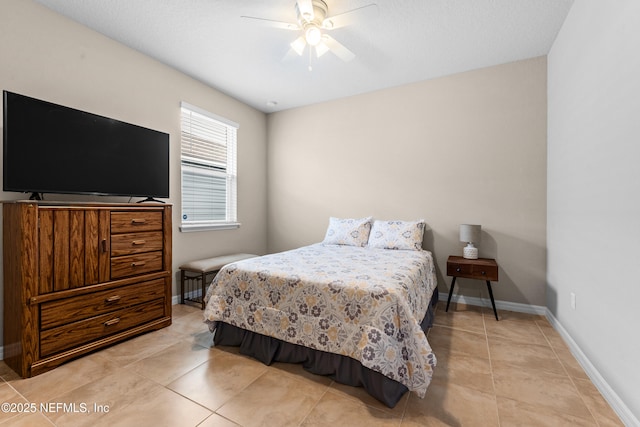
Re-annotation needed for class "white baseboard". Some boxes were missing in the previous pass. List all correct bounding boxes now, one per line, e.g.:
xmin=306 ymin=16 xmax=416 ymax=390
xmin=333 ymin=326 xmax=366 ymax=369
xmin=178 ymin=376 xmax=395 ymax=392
xmin=439 ymin=291 xmax=637 ymax=426
xmin=545 ymin=310 xmax=639 ymax=427
xmin=438 ymin=292 xmax=548 ymax=315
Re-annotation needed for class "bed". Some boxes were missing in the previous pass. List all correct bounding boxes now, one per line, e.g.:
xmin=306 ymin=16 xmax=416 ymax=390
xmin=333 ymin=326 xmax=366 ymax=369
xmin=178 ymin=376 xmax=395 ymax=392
xmin=203 ymin=218 xmax=438 ymax=407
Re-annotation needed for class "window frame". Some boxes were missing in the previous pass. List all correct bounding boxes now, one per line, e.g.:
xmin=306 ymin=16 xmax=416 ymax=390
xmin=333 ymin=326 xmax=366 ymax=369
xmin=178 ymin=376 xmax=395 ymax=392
xmin=179 ymin=101 xmax=239 ymax=232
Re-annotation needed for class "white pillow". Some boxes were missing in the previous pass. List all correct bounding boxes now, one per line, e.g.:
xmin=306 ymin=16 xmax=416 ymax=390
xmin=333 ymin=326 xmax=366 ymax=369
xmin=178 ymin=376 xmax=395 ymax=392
xmin=368 ymin=219 xmax=425 ymax=251
xmin=322 ymin=216 xmax=373 ymax=247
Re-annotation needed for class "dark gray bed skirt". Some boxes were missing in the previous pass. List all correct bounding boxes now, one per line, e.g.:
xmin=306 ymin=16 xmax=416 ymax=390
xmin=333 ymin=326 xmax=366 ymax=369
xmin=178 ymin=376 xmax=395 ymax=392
xmin=212 ymin=290 xmax=438 ymax=408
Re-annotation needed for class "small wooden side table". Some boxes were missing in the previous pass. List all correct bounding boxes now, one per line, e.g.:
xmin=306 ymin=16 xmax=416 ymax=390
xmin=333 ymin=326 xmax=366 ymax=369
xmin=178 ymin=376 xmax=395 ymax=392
xmin=446 ymin=255 xmax=500 ymax=321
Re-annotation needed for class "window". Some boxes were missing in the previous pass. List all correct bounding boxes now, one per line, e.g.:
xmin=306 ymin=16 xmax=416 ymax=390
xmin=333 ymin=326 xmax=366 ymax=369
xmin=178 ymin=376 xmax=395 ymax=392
xmin=180 ymin=102 xmax=239 ymax=232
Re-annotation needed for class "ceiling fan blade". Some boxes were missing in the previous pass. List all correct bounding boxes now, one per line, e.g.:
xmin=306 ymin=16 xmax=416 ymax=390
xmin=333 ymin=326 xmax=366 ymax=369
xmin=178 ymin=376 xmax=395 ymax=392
xmin=290 ymin=36 xmax=306 ymax=56
xmin=282 ymin=47 xmax=301 ymax=62
xmin=322 ymin=3 xmax=378 ymax=29
xmin=322 ymin=35 xmax=355 ymax=62
xmin=241 ymin=15 xmax=298 ymax=30
xmin=296 ymin=0 xmax=314 ymax=22
xmin=315 ymin=41 xmax=330 ymax=58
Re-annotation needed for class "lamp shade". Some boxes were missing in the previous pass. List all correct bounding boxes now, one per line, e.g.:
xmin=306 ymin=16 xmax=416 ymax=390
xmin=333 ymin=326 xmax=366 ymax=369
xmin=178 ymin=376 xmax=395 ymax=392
xmin=459 ymin=224 xmax=481 ymax=243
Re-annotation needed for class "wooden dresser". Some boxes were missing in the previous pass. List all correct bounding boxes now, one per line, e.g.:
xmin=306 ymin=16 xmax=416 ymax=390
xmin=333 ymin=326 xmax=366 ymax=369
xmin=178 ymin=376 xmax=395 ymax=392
xmin=3 ymin=201 xmax=172 ymax=377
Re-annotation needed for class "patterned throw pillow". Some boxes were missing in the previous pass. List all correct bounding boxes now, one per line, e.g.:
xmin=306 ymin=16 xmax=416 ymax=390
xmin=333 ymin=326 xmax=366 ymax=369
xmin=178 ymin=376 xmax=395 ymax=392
xmin=322 ymin=216 xmax=373 ymax=247
xmin=368 ymin=219 xmax=425 ymax=251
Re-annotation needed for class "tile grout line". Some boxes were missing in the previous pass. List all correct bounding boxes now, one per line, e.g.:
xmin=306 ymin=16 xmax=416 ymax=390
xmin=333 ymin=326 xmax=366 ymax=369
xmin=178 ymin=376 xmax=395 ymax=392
xmin=483 ymin=309 xmax=502 ymax=427
xmin=535 ymin=321 xmax=603 ymax=427
xmin=431 ymin=321 xmax=487 ymax=337
xmin=296 ymin=382 xmax=331 ymax=427
xmin=396 ymin=385 xmax=411 ymax=427
xmin=211 ymin=362 xmax=271 ymax=425
xmin=196 ymin=412 xmax=239 ymax=427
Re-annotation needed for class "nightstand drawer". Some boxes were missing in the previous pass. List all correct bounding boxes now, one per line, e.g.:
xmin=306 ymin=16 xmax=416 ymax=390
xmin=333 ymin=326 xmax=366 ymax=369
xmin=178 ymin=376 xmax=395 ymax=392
xmin=447 ymin=257 xmax=498 ymax=281
xmin=447 ymin=263 xmax=472 ymax=276
xmin=469 ymin=264 xmax=498 ymax=281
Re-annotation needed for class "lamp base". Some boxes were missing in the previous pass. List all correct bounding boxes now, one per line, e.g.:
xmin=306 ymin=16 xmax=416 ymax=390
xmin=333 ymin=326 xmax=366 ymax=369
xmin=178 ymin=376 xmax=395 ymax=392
xmin=463 ymin=243 xmax=478 ymax=259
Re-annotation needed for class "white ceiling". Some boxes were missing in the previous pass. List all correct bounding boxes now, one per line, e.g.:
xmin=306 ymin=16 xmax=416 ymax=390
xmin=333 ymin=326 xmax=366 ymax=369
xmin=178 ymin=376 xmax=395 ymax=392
xmin=35 ymin=0 xmax=574 ymax=113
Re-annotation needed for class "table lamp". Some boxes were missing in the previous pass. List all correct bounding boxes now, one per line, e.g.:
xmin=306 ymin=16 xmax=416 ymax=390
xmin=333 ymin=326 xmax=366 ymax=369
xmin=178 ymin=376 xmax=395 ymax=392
xmin=460 ymin=224 xmax=481 ymax=259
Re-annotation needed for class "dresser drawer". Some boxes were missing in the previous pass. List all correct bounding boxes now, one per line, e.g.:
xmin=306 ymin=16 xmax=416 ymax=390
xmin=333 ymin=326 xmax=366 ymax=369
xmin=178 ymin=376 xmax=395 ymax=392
xmin=111 ymin=231 xmax=163 ymax=257
xmin=111 ymin=211 xmax=163 ymax=233
xmin=40 ymin=278 xmax=166 ymax=330
xmin=111 ymin=251 xmax=163 ymax=279
xmin=40 ymin=298 xmax=165 ymax=357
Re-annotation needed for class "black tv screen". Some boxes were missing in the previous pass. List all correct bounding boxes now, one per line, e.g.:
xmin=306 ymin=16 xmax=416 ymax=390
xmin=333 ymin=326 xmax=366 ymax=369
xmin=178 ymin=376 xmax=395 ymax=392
xmin=2 ymin=91 xmax=169 ymax=199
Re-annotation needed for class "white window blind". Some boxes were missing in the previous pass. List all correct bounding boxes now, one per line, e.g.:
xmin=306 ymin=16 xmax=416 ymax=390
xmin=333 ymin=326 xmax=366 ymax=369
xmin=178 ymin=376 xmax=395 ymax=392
xmin=180 ymin=102 xmax=238 ymax=231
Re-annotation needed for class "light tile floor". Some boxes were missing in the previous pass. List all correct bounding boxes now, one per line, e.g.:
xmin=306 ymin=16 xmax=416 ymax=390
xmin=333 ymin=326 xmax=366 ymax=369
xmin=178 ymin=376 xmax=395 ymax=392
xmin=0 ymin=302 xmax=623 ymax=426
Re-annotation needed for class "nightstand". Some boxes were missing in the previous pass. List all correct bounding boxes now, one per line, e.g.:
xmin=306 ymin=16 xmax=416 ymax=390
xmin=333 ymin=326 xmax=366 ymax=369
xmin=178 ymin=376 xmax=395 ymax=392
xmin=446 ymin=255 xmax=499 ymax=321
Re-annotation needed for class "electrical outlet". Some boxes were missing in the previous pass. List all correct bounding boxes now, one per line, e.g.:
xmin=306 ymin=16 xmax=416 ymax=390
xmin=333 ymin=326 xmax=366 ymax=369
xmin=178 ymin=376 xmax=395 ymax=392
xmin=570 ymin=292 xmax=576 ymax=310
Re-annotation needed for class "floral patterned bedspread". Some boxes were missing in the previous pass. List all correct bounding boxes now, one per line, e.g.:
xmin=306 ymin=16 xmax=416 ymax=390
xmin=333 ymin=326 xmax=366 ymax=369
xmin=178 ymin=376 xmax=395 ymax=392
xmin=203 ymin=243 xmax=438 ymax=397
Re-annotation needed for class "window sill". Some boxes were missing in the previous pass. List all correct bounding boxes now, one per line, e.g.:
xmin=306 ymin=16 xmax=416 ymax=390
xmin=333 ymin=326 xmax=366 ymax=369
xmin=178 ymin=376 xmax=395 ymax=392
xmin=179 ymin=222 xmax=241 ymax=232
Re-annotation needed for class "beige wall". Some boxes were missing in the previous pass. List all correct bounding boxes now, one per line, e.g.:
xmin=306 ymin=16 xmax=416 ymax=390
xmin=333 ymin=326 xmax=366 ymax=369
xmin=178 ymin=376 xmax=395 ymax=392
xmin=267 ymin=57 xmax=547 ymax=306
xmin=0 ymin=0 xmax=268 ymax=333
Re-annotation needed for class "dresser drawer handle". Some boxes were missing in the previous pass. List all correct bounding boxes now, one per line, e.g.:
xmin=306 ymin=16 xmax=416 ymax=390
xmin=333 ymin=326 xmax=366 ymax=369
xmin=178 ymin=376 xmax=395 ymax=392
xmin=456 ymin=267 xmax=461 ymax=272
xmin=481 ymin=271 xmax=486 ymax=275
xmin=132 ymin=240 xmax=146 ymax=245
xmin=104 ymin=318 xmax=120 ymax=327
xmin=105 ymin=295 xmax=121 ymax=303
xmin=131 ymin=219 xmax=147 ymax=225
xmin=131 ymin=261 xmax=146 ymax=267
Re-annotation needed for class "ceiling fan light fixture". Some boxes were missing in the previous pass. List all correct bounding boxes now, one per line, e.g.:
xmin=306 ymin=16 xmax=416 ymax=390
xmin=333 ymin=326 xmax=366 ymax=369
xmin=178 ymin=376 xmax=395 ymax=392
xmin=245 ymin=0 xmax=359 ymax=64
xmin=305 ymin=25 xmax=322 ymax=46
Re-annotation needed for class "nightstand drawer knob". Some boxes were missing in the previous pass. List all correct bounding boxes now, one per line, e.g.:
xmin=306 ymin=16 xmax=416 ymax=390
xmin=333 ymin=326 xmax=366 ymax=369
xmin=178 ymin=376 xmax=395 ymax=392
xmin=481 ymin=271 xmax=486 ymax=275
xmin=456 ymin=267 xmax=461 ymax=272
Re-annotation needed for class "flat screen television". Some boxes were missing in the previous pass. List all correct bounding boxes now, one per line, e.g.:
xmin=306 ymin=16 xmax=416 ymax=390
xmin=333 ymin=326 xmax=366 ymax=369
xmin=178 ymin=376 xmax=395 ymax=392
xmin=2 ymin=91 xmax=169 ymax=201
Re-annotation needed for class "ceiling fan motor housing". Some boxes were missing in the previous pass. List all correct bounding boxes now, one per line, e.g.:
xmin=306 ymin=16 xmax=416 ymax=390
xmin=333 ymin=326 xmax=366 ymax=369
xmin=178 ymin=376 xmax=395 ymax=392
xmin=296 ymin=0 xmax=328 ymax=26
xmin=296 ymin=0 xmax=329 ymax=46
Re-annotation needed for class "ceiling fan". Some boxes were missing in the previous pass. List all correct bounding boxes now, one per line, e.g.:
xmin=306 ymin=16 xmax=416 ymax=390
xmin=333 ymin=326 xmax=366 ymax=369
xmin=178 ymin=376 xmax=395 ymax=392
xmin=242 ymin=0 xmax=377 ymax=65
